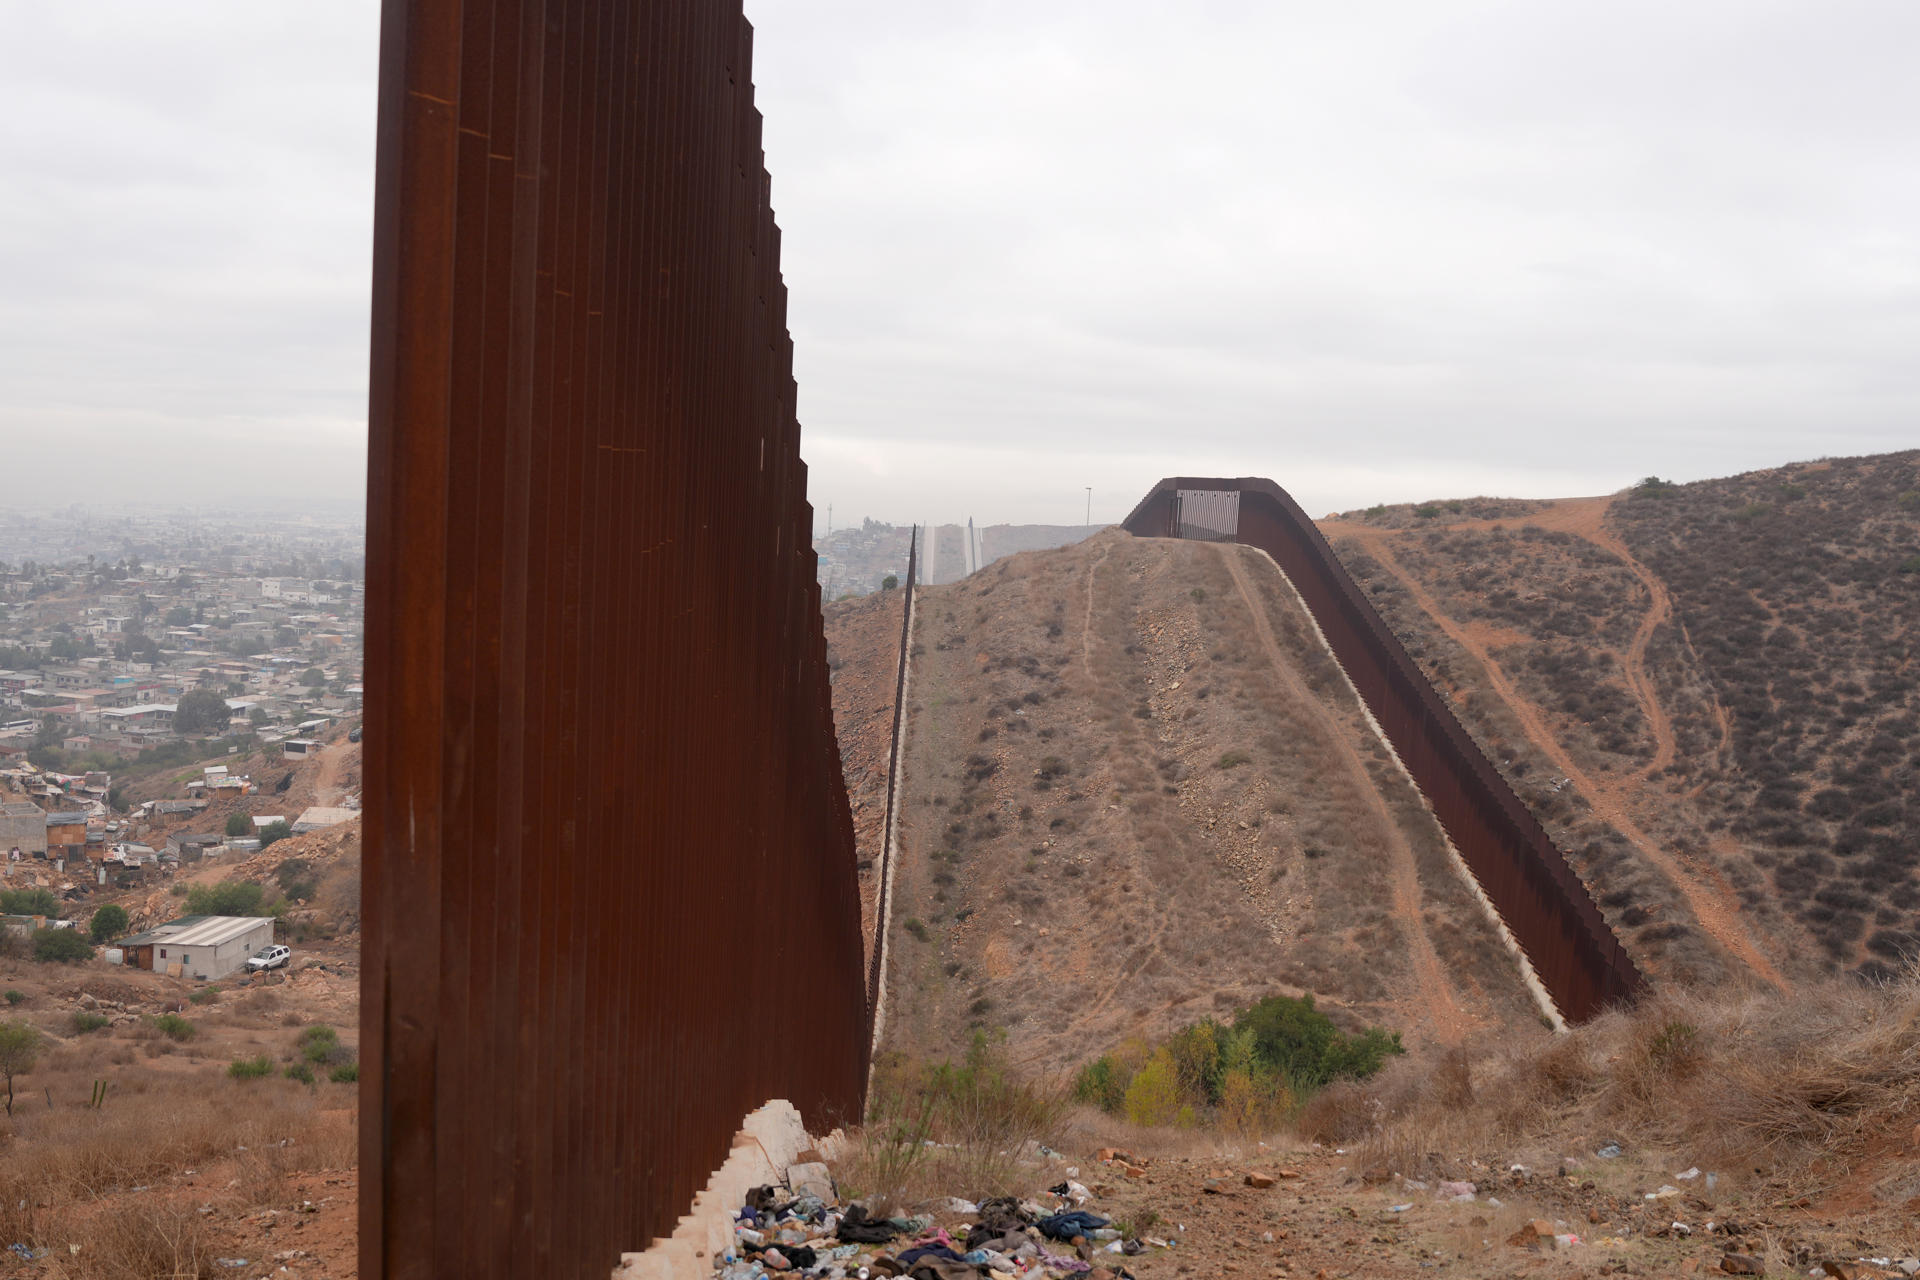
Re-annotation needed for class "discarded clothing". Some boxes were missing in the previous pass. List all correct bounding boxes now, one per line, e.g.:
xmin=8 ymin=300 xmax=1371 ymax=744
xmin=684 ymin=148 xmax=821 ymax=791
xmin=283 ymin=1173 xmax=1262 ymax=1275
xmin=837 ymin=1205 xmax=902 ymax=1244
xmin=745 ymin=1186 xmax=791 ymax=1216
xmin=1036 ymin=1211 xmax=1110 ymax=1241
xmin=897 ymin=1243 xmax=964 ymax=1265
xmin=975 ymin=1195 xmax=1032 ymax=1236
xmin=906 ymin=1261 xmax=979 ymax=1280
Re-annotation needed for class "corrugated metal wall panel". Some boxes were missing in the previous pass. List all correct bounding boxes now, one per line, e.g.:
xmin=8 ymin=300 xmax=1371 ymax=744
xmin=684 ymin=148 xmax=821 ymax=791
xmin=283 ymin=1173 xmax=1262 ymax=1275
xmin=1123 ymin=478 xmax=1642 ymax=1021
xmin=362 ymin=4 xmax=869 ymax=1275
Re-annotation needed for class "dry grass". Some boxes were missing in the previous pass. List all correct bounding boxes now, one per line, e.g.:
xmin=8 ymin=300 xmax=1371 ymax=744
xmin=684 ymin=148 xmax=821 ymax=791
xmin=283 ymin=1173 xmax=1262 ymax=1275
xmin=1 ymin=1069 xmax=356 ymax=1270
xmin=1055 ymin=1102 xmax=1303 ymax=1166
xmin=1310 ymin=967 xmax=1920 ymax=1196
xmin=835 ymin=1044 xmax=1070 ymax=1213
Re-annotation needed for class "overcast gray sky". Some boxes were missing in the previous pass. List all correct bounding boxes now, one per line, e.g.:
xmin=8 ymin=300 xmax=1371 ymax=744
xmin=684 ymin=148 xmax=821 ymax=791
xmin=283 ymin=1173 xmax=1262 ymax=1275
xmin=4 ymin=3 xmax=1915 ymax=526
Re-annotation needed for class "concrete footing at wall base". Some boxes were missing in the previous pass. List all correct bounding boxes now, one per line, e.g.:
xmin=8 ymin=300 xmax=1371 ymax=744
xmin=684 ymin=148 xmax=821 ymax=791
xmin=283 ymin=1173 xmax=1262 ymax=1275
xmin=615 ymin=1100 xmax=839 ymax=1280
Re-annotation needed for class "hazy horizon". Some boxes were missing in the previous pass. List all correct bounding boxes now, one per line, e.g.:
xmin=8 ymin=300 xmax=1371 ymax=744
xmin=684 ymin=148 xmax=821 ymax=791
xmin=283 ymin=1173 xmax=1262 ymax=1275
xmin=3 ymin=2 xmax=1914 ymax=526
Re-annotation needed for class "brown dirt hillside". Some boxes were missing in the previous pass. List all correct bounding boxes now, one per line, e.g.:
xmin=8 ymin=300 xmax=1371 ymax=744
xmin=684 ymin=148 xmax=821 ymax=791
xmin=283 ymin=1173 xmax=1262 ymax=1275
xmin=878 ymin=530 xmax=1546 ymax=1075
xmin=824 ymin=587 xmax=910 ymax=970
xmin=1319 ymin=449 xmax=1920 ymax=989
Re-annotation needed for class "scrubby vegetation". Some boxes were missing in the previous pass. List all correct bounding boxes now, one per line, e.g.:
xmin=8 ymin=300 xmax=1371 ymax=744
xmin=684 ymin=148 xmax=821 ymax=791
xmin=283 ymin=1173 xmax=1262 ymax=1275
xmin=1308 ymin=966 xmax=1920 ymax=1199
xmin=31 ymin=929 xmax=92 ymax=964
xmin=1074 ymin=995 xmax=1403 ymax=1133
xmin=1 ymin=887 xmax=60 ymax=917
xmin=841 ymin=1032 xmax=1067 ymax=1212
xmin=1616 ymin=453 xmax=1920 ymax=972
xmin=185 ymin=879 xmax=284 ymax=918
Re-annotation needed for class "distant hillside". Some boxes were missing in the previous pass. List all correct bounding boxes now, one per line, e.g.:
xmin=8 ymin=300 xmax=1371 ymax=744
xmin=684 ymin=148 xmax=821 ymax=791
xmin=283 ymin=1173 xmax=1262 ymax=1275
xmin=872 ymin=531 xmax=1544 ymax=1073
xmin=1321 ymin=450 xmax=1919 ymax=986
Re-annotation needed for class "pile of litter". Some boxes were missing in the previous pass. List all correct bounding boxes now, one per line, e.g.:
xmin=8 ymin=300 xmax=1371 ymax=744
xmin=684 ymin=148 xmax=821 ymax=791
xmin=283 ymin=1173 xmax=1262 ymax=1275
xmin=714 ymin=1174 xmax=1170 ymax=1279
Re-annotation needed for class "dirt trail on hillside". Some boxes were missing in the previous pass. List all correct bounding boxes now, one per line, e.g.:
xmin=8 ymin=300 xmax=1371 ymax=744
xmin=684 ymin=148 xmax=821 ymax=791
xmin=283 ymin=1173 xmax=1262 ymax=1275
xmin=1576 ymin=504 xmax=1680 ymax=777
xmin=1327 ymin=507 xmax=1789 ymax=992
xmin=1080 ymin=544 xmax=1111 ymax=686
xmin=1218 ymin=545 xmax=1470 ymax=1043
xmin=313 ymin=739 xmax=354 ymax=807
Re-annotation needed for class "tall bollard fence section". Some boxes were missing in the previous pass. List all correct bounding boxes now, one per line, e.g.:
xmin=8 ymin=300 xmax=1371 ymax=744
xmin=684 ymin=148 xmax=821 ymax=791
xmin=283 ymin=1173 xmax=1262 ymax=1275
xmin=1123 ymin=478 xmax=1642 ymax=1022
xmin=361 ymin=3 xmax=870 ymax=1276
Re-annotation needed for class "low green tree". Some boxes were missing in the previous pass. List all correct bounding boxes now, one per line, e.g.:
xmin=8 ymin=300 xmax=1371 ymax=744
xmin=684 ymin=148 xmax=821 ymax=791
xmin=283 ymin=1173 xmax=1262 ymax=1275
xmin=258 ymin=820 xmax=294 ymax=850
xmin=89 ymin=903 xmax=129 ymax=942
xmin=0 ymin=1021 xmax=41 ymax=1115
xmin=173 ymin=687 xmax=232 ymax=735
xmin=225 ymin=812 xmax=253 ymax=838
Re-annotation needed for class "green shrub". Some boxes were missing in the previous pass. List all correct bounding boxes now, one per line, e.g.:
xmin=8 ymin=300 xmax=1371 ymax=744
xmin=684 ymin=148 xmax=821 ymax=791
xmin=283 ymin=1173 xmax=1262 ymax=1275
xmin=150 ymin=1013 xmax=195 ymax=1042
xmin=258 ymin=820 xmax=294 ymax=850
xmin=1216 ymin=750 xmax=1250 ymax=769
xmin=329 ymin=1062 xmax=358 ymax=1084
xmin=1899 ymin=555 xmax=1920 ymax=575
xmin=274 ymin=858 xmax=318 ymax=901
xmin=1189 ymin=587 xmax=1207 ymax=602
xmin=2 ymin=991 xmax=21 ymax=1006
xmin=224 ymin=812 xmax=252 ymax=838
xmin=1072 ymin=1055 xmax=1129 ymax=1113
xmin=185 ymin=880 xmax=267 ymax=916
xmin=902 ymin=917 xmax=929 ymax=943
xmin=228 ymin=1055 xmax=273 ymax=1079
xmin=284 ymin=1062 xmax=315 ymax=1084
xmin=188 ymin=986 xmax=221 ymax=1006
xmin=89 ymin=903 xmax=129 ymax=942
xmin=1233 ymin=994 xmax=1404 ymax=1092
xmin=32 ymin=929 xmax=92 ymax=963
xmin=1123 ymin=1049 xmax=1182 ymax=1127
xmin=70 ymin=1011 xmax=109 ymax=1034
xmin=0 ymin=887 xmax=59 ymax=917
xmin=298 ymin=1024 xmax=354 ymax=1066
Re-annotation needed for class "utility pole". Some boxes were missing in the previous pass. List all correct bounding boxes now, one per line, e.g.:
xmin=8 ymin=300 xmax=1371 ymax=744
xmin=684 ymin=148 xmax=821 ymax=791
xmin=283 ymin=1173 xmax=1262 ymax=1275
xmin=826 ymin=503 xmax=832 ymax=536
xmin=1085 ymin=487 xmax=1092 ymax=527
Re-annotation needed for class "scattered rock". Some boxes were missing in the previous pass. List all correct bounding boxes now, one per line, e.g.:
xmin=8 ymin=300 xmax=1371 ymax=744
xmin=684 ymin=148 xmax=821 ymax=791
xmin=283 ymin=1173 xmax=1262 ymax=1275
xmin=1720 ymin=1254 xmax=1765 ymax=1276
xmin=1507 ymin=1220 xmax=1557 ymax=1250
xmin=1245 ymin=1172 xmax=1275 ymax=1189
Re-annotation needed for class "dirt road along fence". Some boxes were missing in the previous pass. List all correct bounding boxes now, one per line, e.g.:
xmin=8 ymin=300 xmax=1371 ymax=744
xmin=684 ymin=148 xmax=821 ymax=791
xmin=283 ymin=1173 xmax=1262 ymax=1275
xmin=361 ymin=3 xmax=869 ymax=1275
xmin=868 ymin=528 xmax=919 ymax=1018
xmin=1122 ymin=479 xmax=1642 ymax=1022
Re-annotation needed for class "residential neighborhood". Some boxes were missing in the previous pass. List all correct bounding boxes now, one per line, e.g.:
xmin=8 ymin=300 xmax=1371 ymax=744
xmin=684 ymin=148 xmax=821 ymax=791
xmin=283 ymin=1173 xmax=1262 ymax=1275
xmin=0 ymin=505 xmax=364 ymax=917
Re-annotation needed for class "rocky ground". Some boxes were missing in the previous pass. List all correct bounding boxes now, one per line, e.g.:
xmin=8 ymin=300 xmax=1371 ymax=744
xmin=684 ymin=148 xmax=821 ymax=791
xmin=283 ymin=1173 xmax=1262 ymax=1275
xmin=725 ymin=1137 xmax=1920 ymax=1280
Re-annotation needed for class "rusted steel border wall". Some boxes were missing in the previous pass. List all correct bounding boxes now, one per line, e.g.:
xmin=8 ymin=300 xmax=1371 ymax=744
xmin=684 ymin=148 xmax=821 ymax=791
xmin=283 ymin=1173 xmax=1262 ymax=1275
xmin=361 ymin=4 xmax=869 ymax=1276
xmin=1122 ymin=479 xmax=1641 ymax=1021
xmin=868 ymin=527 xmax=919 ymax=1015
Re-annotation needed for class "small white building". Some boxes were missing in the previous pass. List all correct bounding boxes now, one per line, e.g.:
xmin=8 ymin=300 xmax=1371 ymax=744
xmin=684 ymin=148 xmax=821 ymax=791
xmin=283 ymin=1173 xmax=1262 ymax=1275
xmin=117 ymin=915 xmax=276 ymax=981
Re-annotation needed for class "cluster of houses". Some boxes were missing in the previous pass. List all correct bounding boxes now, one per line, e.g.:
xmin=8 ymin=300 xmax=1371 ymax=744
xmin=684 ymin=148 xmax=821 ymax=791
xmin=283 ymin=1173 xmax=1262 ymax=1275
xmin=1 ymin=756 xmax=356 ymax=901
xmin=0 ymin=561 xmax=365 ymax=761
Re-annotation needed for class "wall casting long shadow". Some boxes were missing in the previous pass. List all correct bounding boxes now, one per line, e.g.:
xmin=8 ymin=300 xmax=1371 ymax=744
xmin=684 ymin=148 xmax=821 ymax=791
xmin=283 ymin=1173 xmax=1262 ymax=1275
xmin=1123 ymin=479 xmax=1642 ymax=1022
xmin=361 ymin=3 xmax=868 ymax=1276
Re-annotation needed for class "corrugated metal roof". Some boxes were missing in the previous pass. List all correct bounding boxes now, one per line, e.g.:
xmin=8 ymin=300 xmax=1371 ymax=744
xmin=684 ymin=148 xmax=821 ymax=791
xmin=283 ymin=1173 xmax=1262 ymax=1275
xmin=161 ymin=915 xmax=273 ymax=948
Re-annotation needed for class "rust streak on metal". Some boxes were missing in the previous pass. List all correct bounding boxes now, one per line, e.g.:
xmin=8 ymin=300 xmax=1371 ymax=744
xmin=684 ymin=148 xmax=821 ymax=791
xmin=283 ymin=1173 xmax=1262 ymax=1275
xmin=362 ymin=3 xmax=869 ymax=1276
xmin=1123 ymin=478 xmax=1643 ymax=1022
